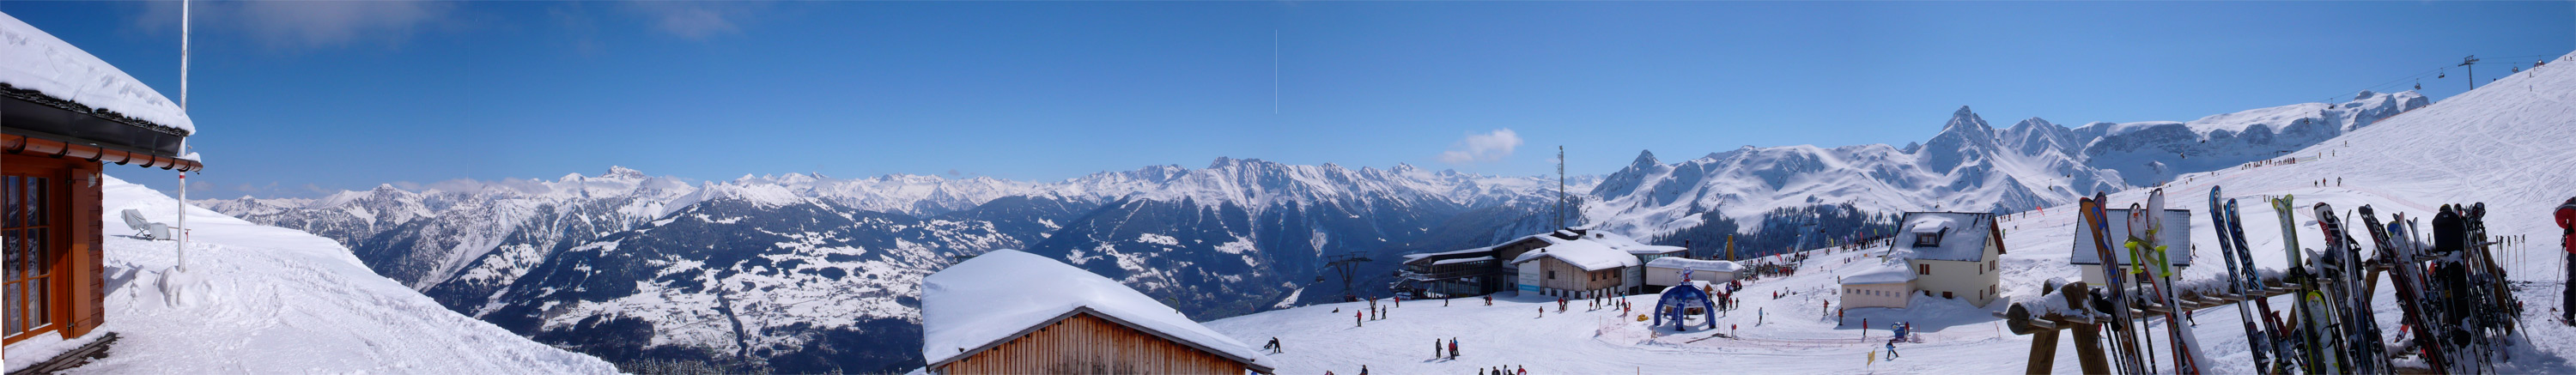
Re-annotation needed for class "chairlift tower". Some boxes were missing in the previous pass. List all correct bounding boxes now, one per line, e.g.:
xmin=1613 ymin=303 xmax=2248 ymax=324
xmin=1323 ymin=251 xmax=1374 ymax=299
xmin=2461 ymin=55 xmax=2480 ymax=90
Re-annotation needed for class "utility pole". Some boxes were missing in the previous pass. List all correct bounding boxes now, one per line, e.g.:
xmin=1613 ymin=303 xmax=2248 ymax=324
xmin=1556 ymin=145 xmax=1567 ymax=229
xmin=2461 ymin=55 xmax=2481 ymax=90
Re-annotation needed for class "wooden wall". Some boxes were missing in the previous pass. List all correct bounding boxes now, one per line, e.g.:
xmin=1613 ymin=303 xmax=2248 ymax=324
xmin=939 ymin=312 xmax=1250 ymax=375
xmin=1537 ymin=258 xmax=1621 ymax=292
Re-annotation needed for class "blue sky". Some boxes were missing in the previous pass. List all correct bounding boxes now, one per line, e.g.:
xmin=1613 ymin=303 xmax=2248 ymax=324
xmin=5 ymin=1 xmax=2570 ymax=197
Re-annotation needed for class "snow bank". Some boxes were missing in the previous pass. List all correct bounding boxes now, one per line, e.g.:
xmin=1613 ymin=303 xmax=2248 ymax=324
xmin=0 ymin=176 xmax=614 ymax=373
xmin=919 ymin=249 xmax=1271 ymax=368
xmin=0 ymin=12 xmax=194 ymax=134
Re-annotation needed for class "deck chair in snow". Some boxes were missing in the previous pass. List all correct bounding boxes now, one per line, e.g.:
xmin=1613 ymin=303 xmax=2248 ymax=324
xmin=122 ymin=209 xmax=173 ymax=240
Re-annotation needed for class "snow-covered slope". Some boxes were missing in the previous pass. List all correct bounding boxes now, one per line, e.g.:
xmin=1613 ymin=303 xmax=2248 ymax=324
xmin=2077 ymin=90 xmax=2427 ymax=184
xmin=0 ymin=176 xmax=613 ymax=373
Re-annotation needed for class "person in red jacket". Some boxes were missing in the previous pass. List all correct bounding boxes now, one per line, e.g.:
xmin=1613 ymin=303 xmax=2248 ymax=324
xmin=2556 ymin=197 xmax=2575 ymax=323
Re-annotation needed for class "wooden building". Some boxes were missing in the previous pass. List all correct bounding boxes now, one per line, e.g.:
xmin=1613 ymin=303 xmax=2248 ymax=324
xmin=3 ymin=15 xmax=204 ymax=347
xmin=1510 ymin=234 xmax=1642 ymax=299
xmin=920 ymin=250 xmax=1273 ymax=375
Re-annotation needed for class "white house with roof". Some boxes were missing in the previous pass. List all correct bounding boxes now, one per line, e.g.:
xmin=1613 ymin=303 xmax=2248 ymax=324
xmin=920 ymin=250 xmax=1274 ymax=374
xmin=1838 ymin=212 xmax=2008 ymax=309
xmin=2069 ymin=209 xmax=2193 ymax=287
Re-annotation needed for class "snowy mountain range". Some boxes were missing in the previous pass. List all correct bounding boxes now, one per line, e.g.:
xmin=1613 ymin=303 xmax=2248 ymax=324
xmin=1583 ymin=91 xmax=2424 ymax=239
xmin=202 ymin=90 xmax=2423 ymax=372
xmin=207 ymin=160 xmax=1584 ymax=372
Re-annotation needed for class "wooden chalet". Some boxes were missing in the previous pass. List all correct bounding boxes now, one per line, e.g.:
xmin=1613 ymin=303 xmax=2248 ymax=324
xmin=920 ymin=250 xmax=1274 ymax=375
xmin=3 ymin=15 xmax=204 ymax=348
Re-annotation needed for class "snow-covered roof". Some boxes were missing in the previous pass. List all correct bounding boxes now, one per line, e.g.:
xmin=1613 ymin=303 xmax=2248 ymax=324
xmin=1 ymin=12 xmax=195 ymax=134
xmin=1645 ymin=257 xmax=1741 ymax=273
xmin=1583 ymin=231 xmax=1687 ymax=255
xmin=2069 ymin=209 xmax=2193 ymax=266
xmin=1840 ymin=259 xmax=1918 ymax=285
xmin=1893 ymin=212 xmax=1998 ymax=262
xmin=1510 ymin=237 xmax=1642 ymax=271
xmin=920 ymin=250 xmax=1272 ymax=371
xmin=1403 ymin=245 xmax=1498 ymax=263
xmin=1910 ymin=216 xmax=1955 ymax=235
xmin=1431 ymin=256 xmax=1495 ymax=265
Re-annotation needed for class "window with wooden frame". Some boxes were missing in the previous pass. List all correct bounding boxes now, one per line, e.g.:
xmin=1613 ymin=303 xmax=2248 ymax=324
xmin=5 ymin=172 xmax=62 ymax=344
xmin=1917 ymin=264 xmax=1929 ymax=275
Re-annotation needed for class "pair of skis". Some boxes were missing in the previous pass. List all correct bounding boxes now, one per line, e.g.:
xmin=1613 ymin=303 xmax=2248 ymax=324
xmin=2360 ymin=205 xmax=2442 ymax=372
xmin=2314 ymin=203 xmax=2391 ymax=373
xmin=2081 ymin=193 xmax=2151 ymax=374
xmin=2207 ymin=187 xmax=2283 ymax=373
xmin=2084 ymin=189 xmax=2207 ymax=374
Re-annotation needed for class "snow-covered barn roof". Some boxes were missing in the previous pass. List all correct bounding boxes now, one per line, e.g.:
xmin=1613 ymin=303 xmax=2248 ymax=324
xmin=1509 ymin=237 xmax=1642 ymax=271
xmin=1644 ymin=257 xmax=1741 ymax=273
xmin=1893 ymin=212 xmax=2000 ymax=262
xmin=2069 ymin=209 xmax=2193 ymax=267
xmin=920 ymin=250 xmax=1273 ymax=372
xmin=1 ymin=12 xmax=195 ymax=135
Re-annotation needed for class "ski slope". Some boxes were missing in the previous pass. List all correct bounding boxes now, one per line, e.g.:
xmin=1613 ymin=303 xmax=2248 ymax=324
xmin=0 ymin=176 xmax=615 ymax=374
xmin=1208 ymin=51 xmax=2576 ymax=374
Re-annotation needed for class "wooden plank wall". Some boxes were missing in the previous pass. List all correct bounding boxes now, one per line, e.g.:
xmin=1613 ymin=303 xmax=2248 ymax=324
xmin=940 ymin=313 xmax=1249 ymax=375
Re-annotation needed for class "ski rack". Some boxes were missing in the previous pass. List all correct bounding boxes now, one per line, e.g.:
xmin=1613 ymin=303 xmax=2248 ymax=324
xmin=2000 ymin=278 xmax=2301 ymax=374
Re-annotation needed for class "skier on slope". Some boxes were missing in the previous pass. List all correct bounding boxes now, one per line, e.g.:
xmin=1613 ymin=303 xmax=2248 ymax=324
xmin=2557 ymin=197 xmax=2576 ymax=324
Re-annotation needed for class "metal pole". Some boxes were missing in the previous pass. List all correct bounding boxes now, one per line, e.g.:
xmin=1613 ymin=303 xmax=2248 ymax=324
xmin=176 ymin=0 xmax=191 ymax=271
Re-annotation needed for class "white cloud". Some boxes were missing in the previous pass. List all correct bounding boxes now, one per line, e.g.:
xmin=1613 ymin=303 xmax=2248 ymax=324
xmin=1437 ymin=129 xmax=1522 ymax=165
xmin=137 ymin=0 xmax=452 ymax=49
xmin=622 ymin=2 xmax=756 ymax=40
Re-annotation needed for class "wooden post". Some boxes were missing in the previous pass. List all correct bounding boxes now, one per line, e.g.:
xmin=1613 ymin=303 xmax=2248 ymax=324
xmin=2026 ymin=328 xmax=2061 ymax=375
xmin=2063 ymin=282 xmax=2110 ymax=375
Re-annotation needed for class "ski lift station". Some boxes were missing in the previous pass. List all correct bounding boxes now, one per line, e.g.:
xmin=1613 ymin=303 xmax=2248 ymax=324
xmin=2069 ymin=209 xmax=2194 ymax=287
xmin=1838 ymin=212 xmax=2008 ymax=309
xmin=2 ymin=15 xmax=204 ymax=347
xmin=919 ymin=250 xmax=1274 ymax=375
xmin=1400 ymin=229 xmax=1683 ymax=299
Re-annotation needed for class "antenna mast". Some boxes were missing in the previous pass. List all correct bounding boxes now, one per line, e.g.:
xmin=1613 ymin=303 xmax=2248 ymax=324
xmin=1556 ymin=146 xmax=1567 ymax=229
